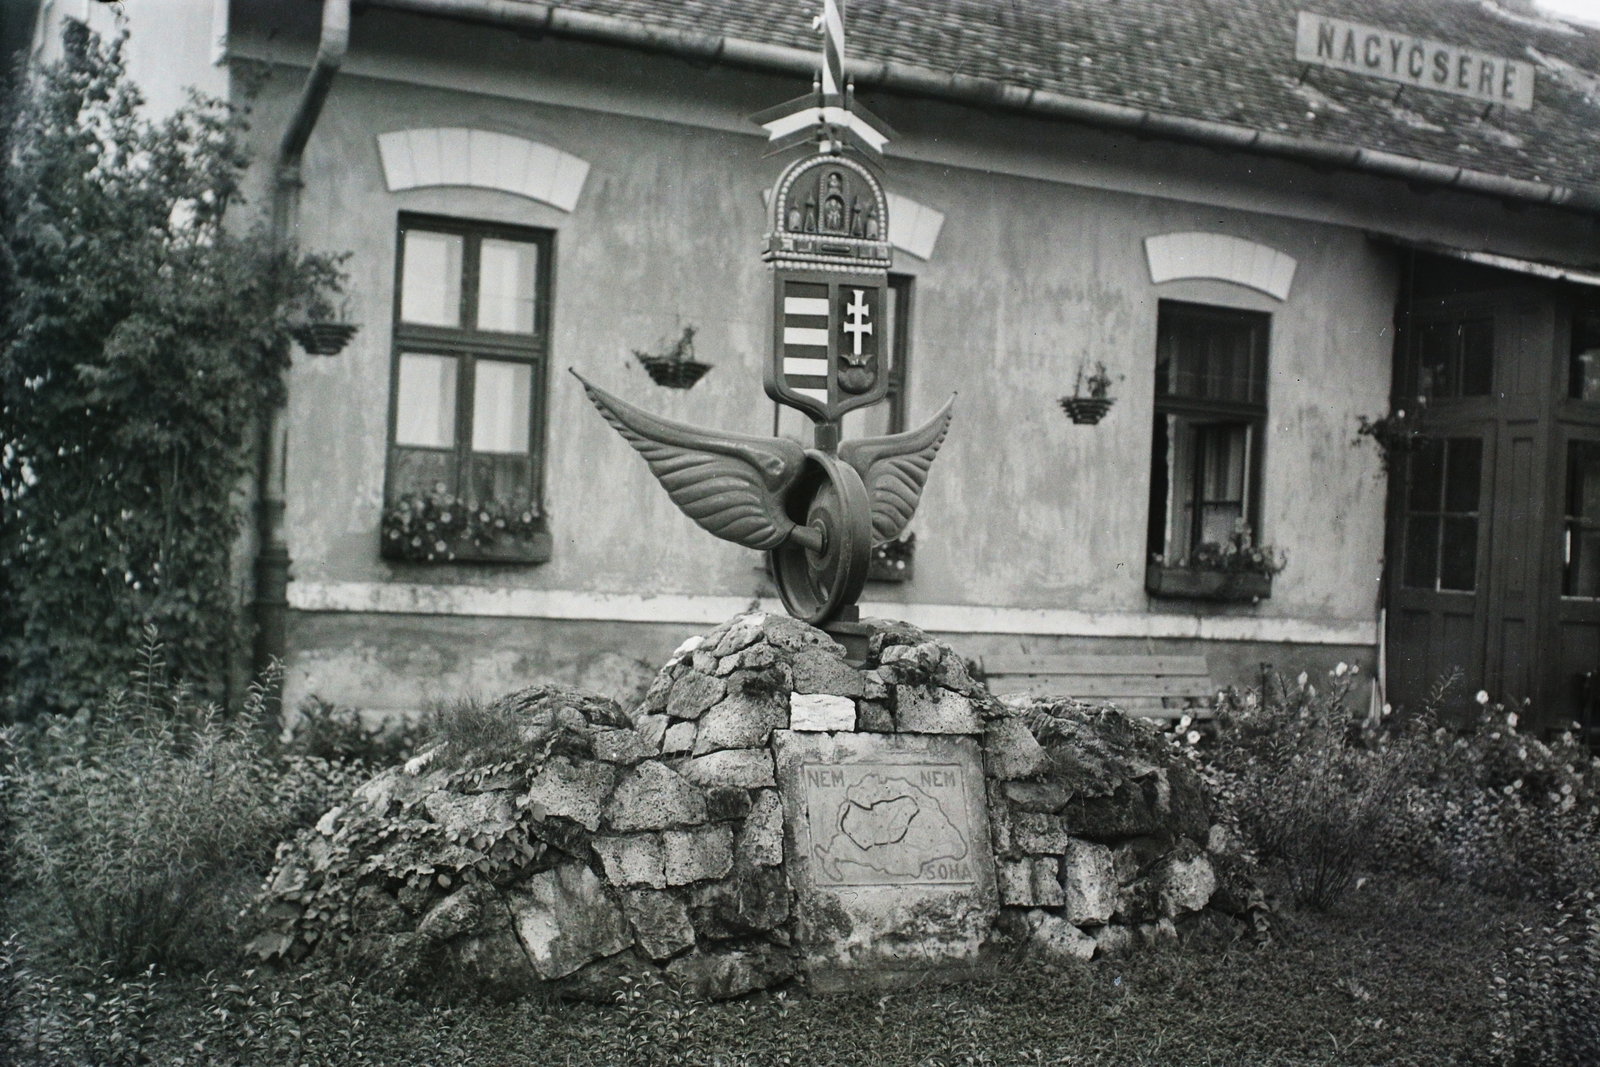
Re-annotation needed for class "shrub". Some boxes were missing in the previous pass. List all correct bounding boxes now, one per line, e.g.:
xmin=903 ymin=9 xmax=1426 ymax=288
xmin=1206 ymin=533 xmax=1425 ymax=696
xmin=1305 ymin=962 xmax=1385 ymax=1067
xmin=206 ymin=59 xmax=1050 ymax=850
xmin=0 ymin=22 xmax=345 ymax=720
xmin=283 ymin=695 xmax=427 ymax=769
xmin=1490 ymin=892 xmax=1600 ymax=1067
xmin=9 ymin=631 xmax=360 ymax=974
xmin=1202 ymin=664 xmax=1414 ymax=910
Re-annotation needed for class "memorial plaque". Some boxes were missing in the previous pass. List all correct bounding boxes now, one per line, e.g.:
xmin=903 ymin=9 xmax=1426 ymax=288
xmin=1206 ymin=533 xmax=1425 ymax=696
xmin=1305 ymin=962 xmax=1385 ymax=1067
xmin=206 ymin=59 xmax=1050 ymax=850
xmin=774 ymin=732 xmax=998 ymax=991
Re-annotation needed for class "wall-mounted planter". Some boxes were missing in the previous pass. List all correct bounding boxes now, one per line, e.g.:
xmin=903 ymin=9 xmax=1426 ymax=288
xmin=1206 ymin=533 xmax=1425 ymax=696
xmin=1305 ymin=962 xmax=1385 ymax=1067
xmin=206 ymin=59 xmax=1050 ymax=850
xmin=638 ymin=355 xmax=714 ymax=390
xmin=291 ymin=322 xmax=360 ymax=356
xmin=382 ymin=530 xmax=552 ymax=565
xmin=867 ymin=534 xmax=915 ymax=582
xmin=1146 ymin=565 xmax=1271 ymax=602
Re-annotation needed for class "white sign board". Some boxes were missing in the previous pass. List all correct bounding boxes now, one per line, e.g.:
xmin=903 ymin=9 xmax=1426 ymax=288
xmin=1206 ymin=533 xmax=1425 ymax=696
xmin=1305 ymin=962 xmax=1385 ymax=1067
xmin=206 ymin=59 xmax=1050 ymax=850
xmin=1295 ymin=11 xmax=1534 ymax=110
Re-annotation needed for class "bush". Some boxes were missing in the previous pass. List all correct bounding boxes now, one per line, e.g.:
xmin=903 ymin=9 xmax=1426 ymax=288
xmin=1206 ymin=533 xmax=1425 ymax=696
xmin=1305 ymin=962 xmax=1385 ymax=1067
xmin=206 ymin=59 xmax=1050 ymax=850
xmin=8 ymin=631 xmax=360 ymax=974
xmin=1201 ymin=665 xmax=1413 ymax=910
xmin=1490 ymin=891 xmax=1600 ymax=1067
xmin=283 ymin=695 xmax=427 ymax=769
xmin=0 ymin=22 xmax=345 ymax=720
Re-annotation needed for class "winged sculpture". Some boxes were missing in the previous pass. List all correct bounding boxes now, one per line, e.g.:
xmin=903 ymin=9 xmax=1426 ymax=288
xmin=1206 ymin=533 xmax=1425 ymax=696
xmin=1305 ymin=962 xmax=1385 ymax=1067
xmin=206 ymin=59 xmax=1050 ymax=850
xmin=573 ymin=370 xmax=953 ymax=624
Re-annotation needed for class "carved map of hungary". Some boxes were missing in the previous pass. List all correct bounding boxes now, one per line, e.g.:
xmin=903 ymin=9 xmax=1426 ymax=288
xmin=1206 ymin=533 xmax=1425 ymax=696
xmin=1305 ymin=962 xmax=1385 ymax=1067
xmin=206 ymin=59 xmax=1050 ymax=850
xmin=805 ymin=765 xmax=974 ymax=886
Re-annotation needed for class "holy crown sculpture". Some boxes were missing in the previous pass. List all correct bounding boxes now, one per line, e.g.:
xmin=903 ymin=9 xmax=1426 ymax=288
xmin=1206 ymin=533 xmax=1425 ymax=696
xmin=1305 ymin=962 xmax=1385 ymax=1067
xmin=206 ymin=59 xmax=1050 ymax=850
xmin=574 ymin=0 xmax=954 ymax=626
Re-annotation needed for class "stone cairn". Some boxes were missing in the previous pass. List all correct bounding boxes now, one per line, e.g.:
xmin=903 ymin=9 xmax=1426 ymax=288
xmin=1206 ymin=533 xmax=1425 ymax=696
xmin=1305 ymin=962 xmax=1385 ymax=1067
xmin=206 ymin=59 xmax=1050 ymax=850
xmin=251 ymin=613 xmax=1257 ymax=1000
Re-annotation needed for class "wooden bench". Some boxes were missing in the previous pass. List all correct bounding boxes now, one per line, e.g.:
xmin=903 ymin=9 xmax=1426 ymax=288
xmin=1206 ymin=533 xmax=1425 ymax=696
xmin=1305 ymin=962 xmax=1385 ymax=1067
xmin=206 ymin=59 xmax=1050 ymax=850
xmin=977 ymin=654 xmax=1218 ymax=720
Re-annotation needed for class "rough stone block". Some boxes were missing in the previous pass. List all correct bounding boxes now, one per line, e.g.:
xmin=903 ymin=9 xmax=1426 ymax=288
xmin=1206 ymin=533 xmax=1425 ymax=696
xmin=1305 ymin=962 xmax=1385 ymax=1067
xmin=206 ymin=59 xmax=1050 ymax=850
xmin=664 ymin=825 xmax=734 ymax=885
xmin=662 ymin=721 xmax=696 ymax=755
xmin=635 ymin=714 xmax=668 ymax=752
xmin=860 ymin=669 xmax=889 ymax=701
xmin=620 ymin=890 xmax=696 ymax=960
xmin=986 ymin=780 xmax=1015 ymax=857
xmin=667 ymin=671 xmax=726 ymax=720
xmin=692 ymin=650 xmax=718 ymax=674
xmin=1002 ymin=779 xmax=1071 ymax=813
xmin=737 ymin=789 xmax=784 ymax=867
xmin=416 ymin=885 xmax=538 ymax=997
xmin=1030 ymin=856 xmax=1064 ymax=907
xmin=424 ymin=790 xmax=516 ymax=839
xmin=792 ymin=650 xmax=865 ymax=697
xmin=590 ymin=727 xmax=657 ymax=765
xmin=690 ymin=864 xmax=790 ymax=936
xmin=1112 ymin=840 xmax=1143 ymax=886
xmin=1060 ymin=839 xmax=1117 ymax=925
xmin=603 ymin=761 xmax=707 ymax=832
xmin=679 ymin=748 xmax=776 ymax=789
xmin=1157 ymin=848 xmax=1217 ymax=917
xmin=521 ymin=758 xmax=618 ymax=832
xmin=665 ymin=944 xmax=796 ymax=1000
xmin=712 ymin=615 xmax=767 ymax=657
xmin=789 ymin=693 xmax=856 ymax=732
xmin=637 ymin=670 xmax=675 ymax=716
xmin=1092 ymin=923 xmax=1135 ymax=959
xmin=693 ymin=692 xmax=789 ymax=754
xmin=593 ymin=833 xmax=667 ymax=889
xmin=880 ymin=642 xmax=943 ymax=676
xmin=506 ymin=863 xmax=630 ymax=980
xmin=985 ymin=717 xmax=1048 ymax=780
xmin=1013 ymin=812 xmax=1071 ymax=854
xmin=855 ymin=699 xmax=893 ymax=732
xmin=997 ymin=859 xmax=1035 ymax=906
xmin=894 ymin=686 xmax=979 ymax=733
xmin=705 ymin=785 xmax=752 ymax=822
xmin=1025 ymin=910 xmax=1096 ymax=963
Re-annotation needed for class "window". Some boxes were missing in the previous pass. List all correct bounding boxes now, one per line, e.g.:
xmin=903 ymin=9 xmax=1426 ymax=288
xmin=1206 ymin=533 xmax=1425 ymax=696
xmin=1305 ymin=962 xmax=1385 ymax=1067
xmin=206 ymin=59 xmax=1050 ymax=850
xmin=1565 ymin=442 xmax=1600 ymax=597
xmin=1569 ymin=307 xmax=1600 ymax=401
xmin=1145 ymin=302 xmax=1269 ymax=571
xmin=1405 ymin=315 xmax=1493 ymax=401
xmin=385 ymin=215 xmax=553 ymax=562
xmin=1401 ymin=437 xmax=1482 ymax=593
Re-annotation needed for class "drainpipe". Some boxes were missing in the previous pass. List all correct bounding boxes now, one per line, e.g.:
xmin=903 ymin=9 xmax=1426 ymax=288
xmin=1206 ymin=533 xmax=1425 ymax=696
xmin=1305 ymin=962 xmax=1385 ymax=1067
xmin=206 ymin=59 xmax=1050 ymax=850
xmin=254 ymin=0 xmax=350 ymax=695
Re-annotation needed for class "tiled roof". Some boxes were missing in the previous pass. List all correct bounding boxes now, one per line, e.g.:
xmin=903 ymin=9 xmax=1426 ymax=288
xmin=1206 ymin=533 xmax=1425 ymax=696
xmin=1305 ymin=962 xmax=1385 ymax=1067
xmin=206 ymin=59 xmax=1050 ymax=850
xmin=555 ymin=0 xmax=1600 ymax=204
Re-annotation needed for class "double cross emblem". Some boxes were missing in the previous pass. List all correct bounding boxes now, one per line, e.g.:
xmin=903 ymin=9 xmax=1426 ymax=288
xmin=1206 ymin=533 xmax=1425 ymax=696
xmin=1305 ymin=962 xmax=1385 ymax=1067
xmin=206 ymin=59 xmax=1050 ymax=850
xmin=840 ymin=289 xmax=873 ymax=367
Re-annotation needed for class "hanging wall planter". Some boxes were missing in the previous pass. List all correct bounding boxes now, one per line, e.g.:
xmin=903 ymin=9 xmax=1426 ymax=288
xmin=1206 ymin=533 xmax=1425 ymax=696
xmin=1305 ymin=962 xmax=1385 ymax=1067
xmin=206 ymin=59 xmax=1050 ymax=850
xmin=1058 ymin=360 xmax=1118 ymax=425
xmin=867 ymin=532 xmax=915 ymax=582
xmin=291 ymin=321 xmax=361 ymax=356
xmin=636 ymin=325 xmax=714 ymax=390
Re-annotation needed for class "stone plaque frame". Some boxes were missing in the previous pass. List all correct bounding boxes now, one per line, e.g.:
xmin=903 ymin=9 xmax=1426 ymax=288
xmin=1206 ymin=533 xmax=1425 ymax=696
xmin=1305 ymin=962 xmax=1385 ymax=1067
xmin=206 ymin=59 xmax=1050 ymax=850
xmin=772 ymin=730 xmax=998 ymax=991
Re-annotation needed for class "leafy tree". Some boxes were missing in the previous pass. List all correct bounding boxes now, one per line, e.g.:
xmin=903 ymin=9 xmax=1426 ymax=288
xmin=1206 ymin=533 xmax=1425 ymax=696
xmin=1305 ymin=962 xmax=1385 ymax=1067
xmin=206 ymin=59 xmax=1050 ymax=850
xmin=0 ymin=23 xmax=345 ymax=720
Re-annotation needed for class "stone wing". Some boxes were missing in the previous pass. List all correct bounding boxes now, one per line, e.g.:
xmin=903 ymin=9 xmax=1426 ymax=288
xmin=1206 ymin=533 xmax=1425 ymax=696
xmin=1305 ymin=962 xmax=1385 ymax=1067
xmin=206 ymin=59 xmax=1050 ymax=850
xmin=837 ymin=396 xmax=955 ymax=544
xmin=572 ymin=371 xmax=807 ymax=551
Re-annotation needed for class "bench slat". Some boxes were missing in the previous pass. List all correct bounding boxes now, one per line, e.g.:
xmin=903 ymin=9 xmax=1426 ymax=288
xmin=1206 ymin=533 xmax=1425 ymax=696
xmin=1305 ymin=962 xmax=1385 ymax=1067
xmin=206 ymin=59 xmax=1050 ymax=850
xmin=983 ymin=654 xmax=1210 ymax=677
xmin=995 ymin=675 xmax=1216 ymax=698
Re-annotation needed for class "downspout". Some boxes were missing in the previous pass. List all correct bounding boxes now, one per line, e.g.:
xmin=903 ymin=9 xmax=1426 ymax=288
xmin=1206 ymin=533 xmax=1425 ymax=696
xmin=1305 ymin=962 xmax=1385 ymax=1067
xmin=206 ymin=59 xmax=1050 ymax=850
xmin=254 ymin=0 xmax=350 ymax=693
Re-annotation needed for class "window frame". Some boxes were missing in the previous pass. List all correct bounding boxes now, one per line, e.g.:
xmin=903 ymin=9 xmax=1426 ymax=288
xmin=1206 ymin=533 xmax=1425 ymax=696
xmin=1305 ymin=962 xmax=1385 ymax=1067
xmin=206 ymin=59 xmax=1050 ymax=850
xmin=383 ymin=213 xmax=556 ymax=563
xmin=1145 ymin=300 xmax=1271 ymax=591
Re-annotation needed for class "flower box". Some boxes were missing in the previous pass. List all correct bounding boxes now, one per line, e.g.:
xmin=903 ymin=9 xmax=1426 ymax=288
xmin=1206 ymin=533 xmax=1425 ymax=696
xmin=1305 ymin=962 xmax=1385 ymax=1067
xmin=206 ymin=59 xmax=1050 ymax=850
xmin=867 ymin=534 xmax=915 ymax=582
xmin=1145 ymin=564 xmax=1272 ymax=602
xmin=381 ymin=492 xmax=551 ymax=564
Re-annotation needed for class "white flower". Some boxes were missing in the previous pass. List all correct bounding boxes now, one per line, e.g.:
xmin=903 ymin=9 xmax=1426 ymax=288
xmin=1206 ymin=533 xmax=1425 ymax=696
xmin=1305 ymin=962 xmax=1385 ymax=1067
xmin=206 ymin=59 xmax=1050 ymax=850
xmin=1334 ymin=662 xmax=1348 ymax=677
xmin=1186 ymin=730 xmax=1201 ymax=745
xmin=1178 ymin=714 xmax=1193 ymax=730
xmin=1507 ymin=712 xmax=1519 ymax=729
xmin=1476 ymin=690 xmax=1490 ymax=705
xmin=1382 ymin=703 xmax=1393 ymax=717
xmin=1297 ymin=671 xmax=1309 ymax=687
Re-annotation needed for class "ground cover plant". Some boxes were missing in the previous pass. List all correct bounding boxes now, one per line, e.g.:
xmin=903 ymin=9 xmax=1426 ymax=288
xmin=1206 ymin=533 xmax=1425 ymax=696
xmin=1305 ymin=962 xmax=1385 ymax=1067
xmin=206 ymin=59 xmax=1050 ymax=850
xmin=0 ymin=21 xmax=344 ymax=720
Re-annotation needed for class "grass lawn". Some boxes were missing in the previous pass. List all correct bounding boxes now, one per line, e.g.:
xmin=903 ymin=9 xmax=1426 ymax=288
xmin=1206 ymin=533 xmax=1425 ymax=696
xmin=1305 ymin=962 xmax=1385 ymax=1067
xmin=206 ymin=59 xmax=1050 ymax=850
xmin=8 ymin=871 xmax=1533 ymax=1067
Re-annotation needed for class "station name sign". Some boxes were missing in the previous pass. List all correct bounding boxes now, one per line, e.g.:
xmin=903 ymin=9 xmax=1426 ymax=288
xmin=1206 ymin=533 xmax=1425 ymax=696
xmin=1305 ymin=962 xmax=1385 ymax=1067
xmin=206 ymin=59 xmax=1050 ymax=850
xmin=1295 ymin=11 xmax=1533 ymax=110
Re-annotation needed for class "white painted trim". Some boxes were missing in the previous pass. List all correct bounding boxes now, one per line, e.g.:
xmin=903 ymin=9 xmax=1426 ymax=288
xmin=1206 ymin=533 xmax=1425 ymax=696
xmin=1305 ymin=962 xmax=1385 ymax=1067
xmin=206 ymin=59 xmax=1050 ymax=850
xmin=376 ymin=128 xmax=590 ymax=211
xmin=1144 ymin=232 xmax=1298 ymax=300
xmin=288 ymin=580 xmax=1376 ymax=646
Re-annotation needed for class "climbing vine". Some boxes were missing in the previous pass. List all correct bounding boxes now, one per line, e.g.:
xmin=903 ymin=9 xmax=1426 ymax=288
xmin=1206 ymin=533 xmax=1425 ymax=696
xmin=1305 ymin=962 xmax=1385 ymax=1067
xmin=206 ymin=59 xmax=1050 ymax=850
xmin=0 ymin=23 xmax=345 ymax=719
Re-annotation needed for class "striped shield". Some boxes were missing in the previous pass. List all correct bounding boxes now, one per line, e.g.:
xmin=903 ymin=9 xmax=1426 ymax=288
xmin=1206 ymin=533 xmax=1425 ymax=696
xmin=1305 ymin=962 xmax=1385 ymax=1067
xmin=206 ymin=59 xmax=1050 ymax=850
xmin=767 ymin=271 xmax=888 ymax=424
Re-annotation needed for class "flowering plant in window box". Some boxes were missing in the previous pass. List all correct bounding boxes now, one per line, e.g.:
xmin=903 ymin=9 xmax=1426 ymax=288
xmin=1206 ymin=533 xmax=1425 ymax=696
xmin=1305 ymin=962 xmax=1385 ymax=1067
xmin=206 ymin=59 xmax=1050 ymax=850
xmin=635 ymin=325 xmax=714 ymax=390
xmin=381 ymin=486 xmax=550 ymax=563
xmin=1058 ymin=361 xmax=1118 ymax=425
xmin=1147 ymin=519 xmax=1284 ymax=601
xmin=867 ymin=532 xmax=915 ymax=582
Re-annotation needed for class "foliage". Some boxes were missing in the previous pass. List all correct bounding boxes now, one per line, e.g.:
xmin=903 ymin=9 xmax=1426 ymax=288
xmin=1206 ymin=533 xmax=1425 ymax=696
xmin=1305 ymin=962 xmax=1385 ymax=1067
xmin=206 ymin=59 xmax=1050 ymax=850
xmin=613 ymin=972 xmax=701 ymax=1066
xmin=1188 ymin=517 xmax=1286 ymax=575
xmin=1355 ymin=406 xmax=1428 ymax=474
xmin=0 ymin=23 xmax=346 ymax=719
xmin=1489 ymin=891 xmax=1600 ymax=1067
xmin=0 ymin=938 xmax=163 ymax=1067
xmin=7 ymin=629 xmax=361 ymax=974
xmin=1202 ymin=663 xmax=1413 ymax=909
xmin=283 ymin=695 xmax=427 ymax=769
xmin=381 ymin=485 xmax=544 ymax=563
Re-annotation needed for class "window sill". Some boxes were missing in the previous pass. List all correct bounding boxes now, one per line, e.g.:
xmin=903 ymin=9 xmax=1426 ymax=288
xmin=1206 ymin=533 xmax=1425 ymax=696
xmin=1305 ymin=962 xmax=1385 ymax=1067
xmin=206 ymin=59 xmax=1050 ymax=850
xmin=381 ymin=530 xmax=552 ymax=565
xmin=1146 ymin=565 xmax=1272 ymax=603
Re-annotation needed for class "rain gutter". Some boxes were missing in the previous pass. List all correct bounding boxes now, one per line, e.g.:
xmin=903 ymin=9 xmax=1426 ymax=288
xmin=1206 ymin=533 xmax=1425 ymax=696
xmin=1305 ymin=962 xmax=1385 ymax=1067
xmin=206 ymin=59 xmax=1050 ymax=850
xmin=368 ymin=0 xmax=1600 ymax=217
xmin=254 ymin=0 xmax=351 ymax=689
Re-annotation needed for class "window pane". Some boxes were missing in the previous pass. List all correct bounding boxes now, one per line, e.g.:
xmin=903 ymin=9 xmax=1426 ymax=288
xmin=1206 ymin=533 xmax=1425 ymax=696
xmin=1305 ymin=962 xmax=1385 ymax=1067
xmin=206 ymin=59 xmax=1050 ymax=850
xmin=1459 ymin=319 xmax=1493 ymax=396
xmin=1443 ymin=438 xmax=1482 ymax=513
xmin=1157 ymin=307 xmax=1266 ymax=405
xmin=1408 ymin=439 xmax=1445 ymax=512
xmin=395 ymin=353 xmax=457 ymax=447
xmin=472 ymin=359 xmax=532 ymax=454
xmin=1414 ymin=322 xmax=1452 ymax=400
xmin=477 ymin=238 xmax=538 ymax=333
xmin=1439 ymin=516 xmax=1478 ymax=591
xmin=1571 ymin=310 xmax=1600 ymax=401
xmin=1403 ymin=515 xmax=1439 ymax=589
xmin=401 ymin=231 xmax=463 ymax=327
xmin=1566 ymin=441 xmax=1600 ymax=597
